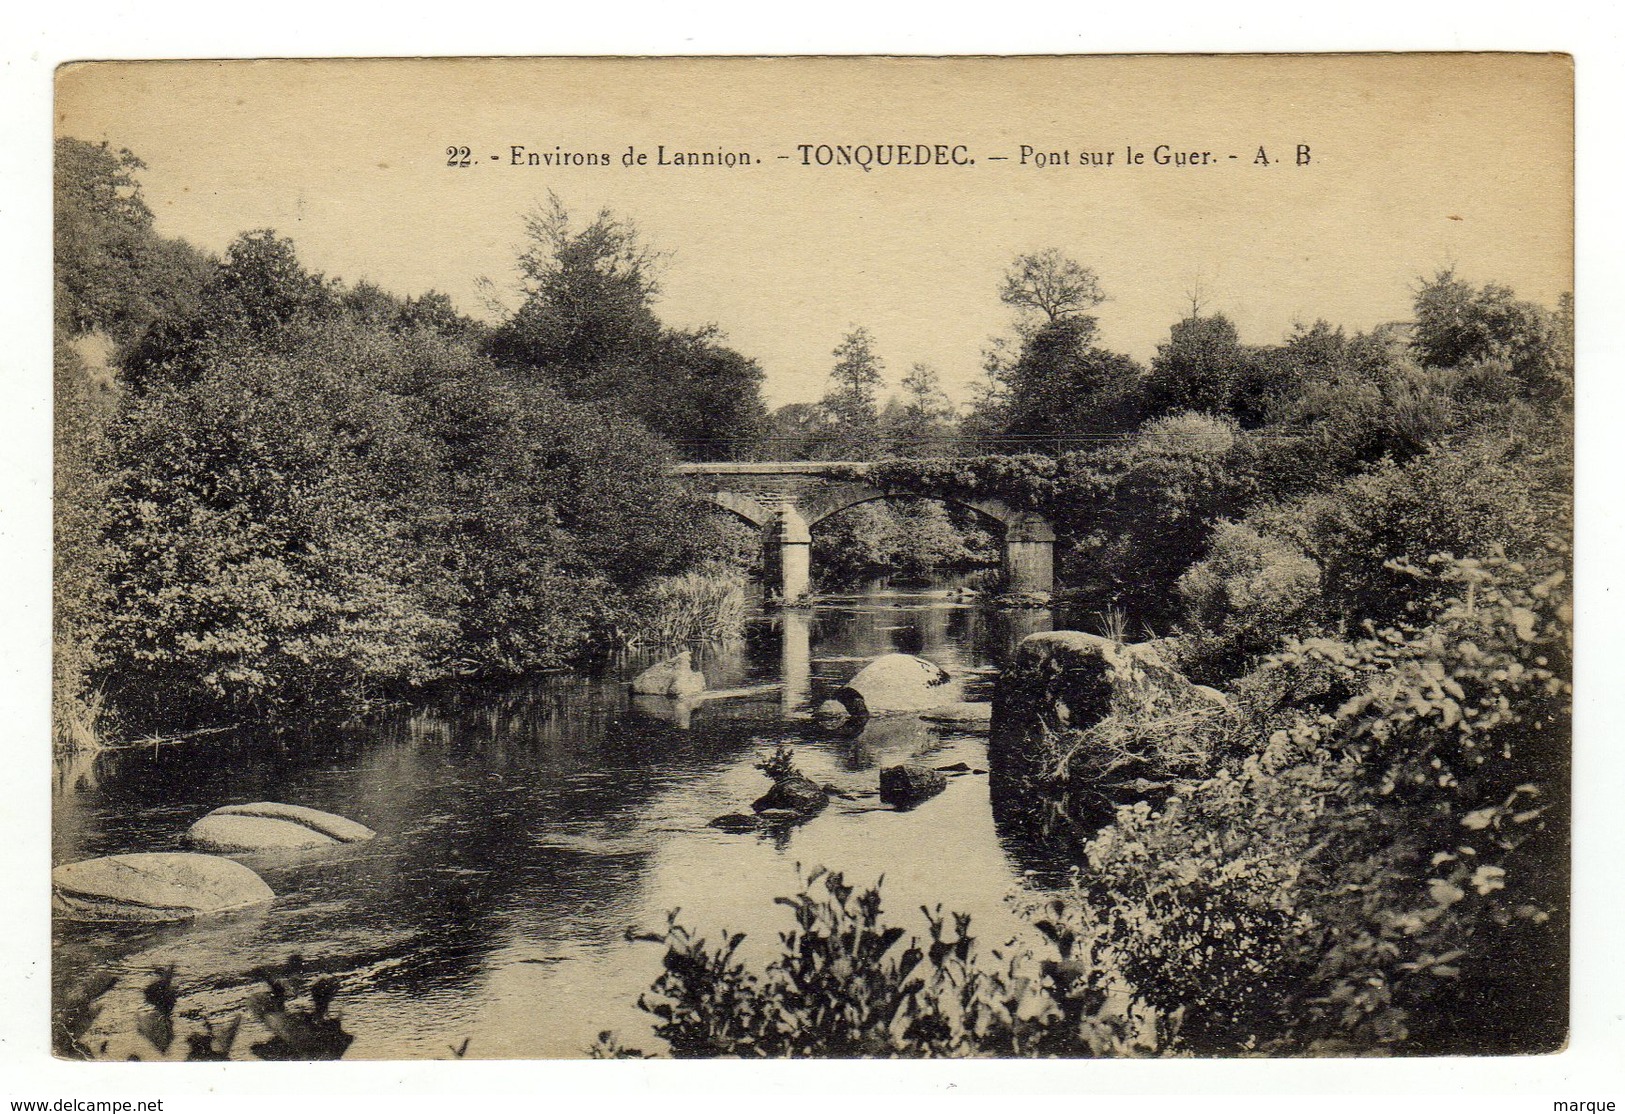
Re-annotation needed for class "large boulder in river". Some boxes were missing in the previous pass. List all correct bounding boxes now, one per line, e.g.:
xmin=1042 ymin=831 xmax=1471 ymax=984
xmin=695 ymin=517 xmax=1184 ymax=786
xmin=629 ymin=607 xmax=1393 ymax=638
xmin=833 ymin=653 xmax=956 ymax=716
xmin=879 ymin=764 xmax=948 ymax=808
xmin=187 ymin=802 xmax=375 ymax=852
xmin=631 ymin=650 xmax=706 ymax=697
xmin=53 ymin=852 xmax=275 ymax=922
xmin=751 ymin=774 xmax=829 ymax=817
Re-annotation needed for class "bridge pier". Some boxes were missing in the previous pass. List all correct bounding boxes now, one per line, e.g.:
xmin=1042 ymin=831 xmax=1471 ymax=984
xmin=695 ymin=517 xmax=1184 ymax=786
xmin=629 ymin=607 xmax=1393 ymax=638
xmin=1002 ymin=512 xmax=1056 ymax=596
xmin=777 ymin=506 xmax=812 ymax=601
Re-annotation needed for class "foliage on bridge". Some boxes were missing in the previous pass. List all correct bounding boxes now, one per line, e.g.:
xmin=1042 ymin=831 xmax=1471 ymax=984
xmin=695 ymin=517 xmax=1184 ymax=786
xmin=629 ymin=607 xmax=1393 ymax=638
xmin=824 ymin=454 xmax=1063 ymax=512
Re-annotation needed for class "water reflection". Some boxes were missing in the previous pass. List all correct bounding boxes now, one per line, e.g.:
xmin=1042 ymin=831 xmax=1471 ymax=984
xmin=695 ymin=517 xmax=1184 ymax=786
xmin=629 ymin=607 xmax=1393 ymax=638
xmin=53 ymin=580 xmax=1068 ymax=1059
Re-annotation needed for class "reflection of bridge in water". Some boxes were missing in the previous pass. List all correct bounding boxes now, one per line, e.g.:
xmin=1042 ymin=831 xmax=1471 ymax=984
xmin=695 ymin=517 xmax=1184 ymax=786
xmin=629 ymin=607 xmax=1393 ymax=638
xmin=770 ymin=604 xmax=1054 ymax=717
xmin=673 ymin=461 xmax=1056 ymax=599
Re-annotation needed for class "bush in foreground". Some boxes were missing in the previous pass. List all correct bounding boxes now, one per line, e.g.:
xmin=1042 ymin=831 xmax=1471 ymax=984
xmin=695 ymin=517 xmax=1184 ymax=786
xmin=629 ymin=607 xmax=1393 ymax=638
xmin=593 ymin=868 xmax=1167 ymax=1058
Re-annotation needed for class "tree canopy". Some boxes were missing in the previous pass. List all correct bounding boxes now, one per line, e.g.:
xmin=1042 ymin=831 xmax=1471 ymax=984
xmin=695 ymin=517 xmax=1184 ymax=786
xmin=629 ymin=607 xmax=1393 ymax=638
xmin=998 ymin=248 xmax=1106 ymax=330
xmin=488 ymin=193 xmax=765 ymax=457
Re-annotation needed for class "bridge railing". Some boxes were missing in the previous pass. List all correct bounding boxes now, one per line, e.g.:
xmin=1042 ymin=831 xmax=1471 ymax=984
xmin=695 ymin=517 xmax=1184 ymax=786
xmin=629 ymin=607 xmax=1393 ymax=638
xmin=668 ymin=433 xmax=1140 ymax=462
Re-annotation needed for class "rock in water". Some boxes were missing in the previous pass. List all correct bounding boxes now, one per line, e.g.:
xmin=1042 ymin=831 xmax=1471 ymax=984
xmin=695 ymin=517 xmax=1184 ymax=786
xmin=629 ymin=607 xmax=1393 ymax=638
xmin=187 ymin=802 xmax=375 ymax=852
xmin=751 ymin=773 xmax=830 ymax=817
xmin=813 ymin=698 xmax=850 ymax=722
xmin=834 ymin=653 xmax=956 ymax=715
xmin=53 ymin=852 xmax=275 ymax=922
xmin=920 ymin=701 xmax=994 ymax=730
xmin=631 ymin=650 xmax=707 ymax=697
xmin=879 ymin=764 xmax=948 ymax=808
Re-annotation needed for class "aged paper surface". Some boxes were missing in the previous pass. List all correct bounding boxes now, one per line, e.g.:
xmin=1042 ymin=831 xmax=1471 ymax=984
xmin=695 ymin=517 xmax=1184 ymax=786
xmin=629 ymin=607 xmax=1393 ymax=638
xmin=39 ymin=51 xmax=1587 ymax=1087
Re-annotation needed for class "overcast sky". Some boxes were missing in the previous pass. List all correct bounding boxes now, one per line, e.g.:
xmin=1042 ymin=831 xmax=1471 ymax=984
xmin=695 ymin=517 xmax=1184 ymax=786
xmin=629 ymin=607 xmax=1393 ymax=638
xmin=57 ymin=55 xmax=1572 ymax=407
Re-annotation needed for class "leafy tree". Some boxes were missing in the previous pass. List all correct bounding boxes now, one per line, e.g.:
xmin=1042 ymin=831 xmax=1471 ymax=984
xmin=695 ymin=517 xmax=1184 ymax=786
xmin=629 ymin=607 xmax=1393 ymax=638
xmin=1140 ymin=313 xmax=1259 ymax=420
xmin=488 ymin=193 xmax=765 ymax=455
xmin=641 ymin=326 xmax=768 ymax=459
xmin=54 ymin=138 xmax=212 ymax=343
xmin=122 ymin=229 xmax=341 ymax=390
xmin=881 ymin=362 xmax=957 ymax=457
xmin=1411 ymin=270 xmax=1572 ymax=400
xmin=1250 ymin=436 xmax=1549 ymax=630
xmin=1002 ymin=317 xmax=1145 ymax=441
xmin=970 ymin=251 xmax=1125 ymax=445
xmin=490 ymin=193 xmax=664 ymax=376
xmin=762 ymin=401 xmax=841 ymax=461
xmin=999 ymin=248 xmax=1105 ymax=331
xmin=395 ymin=290 xmax=484 ymax=341
xmin=822 ymin=326 xmax=885 ymax=456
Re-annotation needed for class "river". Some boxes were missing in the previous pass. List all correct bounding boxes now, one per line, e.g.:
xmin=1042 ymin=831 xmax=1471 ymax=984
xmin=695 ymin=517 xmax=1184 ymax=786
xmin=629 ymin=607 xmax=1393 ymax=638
xmin=52 ymin=582 xmax=1069 ymax=1059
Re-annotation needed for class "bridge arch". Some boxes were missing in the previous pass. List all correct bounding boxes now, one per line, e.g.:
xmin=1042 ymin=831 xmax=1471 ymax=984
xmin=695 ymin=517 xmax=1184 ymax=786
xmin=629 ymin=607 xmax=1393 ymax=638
xmin=680 ymin=462 xmax=1055 ymax=600
xmin=702 ymin=489 xmax=775 ymax=530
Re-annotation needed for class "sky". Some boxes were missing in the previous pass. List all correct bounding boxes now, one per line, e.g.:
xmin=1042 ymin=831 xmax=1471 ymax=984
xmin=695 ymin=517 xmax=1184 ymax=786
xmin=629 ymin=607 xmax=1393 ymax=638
xmin=56 ymin=55 xmax=1573 ymax=407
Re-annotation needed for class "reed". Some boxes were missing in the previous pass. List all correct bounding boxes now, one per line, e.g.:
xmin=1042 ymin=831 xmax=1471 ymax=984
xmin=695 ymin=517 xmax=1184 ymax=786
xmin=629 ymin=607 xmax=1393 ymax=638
xmin=53 ymin=682 xmax=110 ymax=756
xmin=624 ymin=569 xmax=748 ymax=647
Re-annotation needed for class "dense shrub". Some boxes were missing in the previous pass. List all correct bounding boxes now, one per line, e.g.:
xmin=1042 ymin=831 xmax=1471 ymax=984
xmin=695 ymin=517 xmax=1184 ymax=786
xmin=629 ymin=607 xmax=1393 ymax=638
xmin=1079 ymin=549 xmax=1570 ymax=1053
xmin=1174 ymin=521 xmax=1324 ymax=680
xmin=96 ymin=316 xmax=722 ymax=731
xmin=99 ymin=331 xmax=456 ymax=727
xmin=595 ymin=868 xmax=1167 ymax=1058
xmin=1251 ymin=436 xmax=1548 ymax=629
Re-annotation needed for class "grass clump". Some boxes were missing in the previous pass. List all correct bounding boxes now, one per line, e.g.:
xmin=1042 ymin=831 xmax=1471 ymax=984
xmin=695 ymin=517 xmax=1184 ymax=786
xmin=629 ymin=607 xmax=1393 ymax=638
xmin=623 ymin=567 xmax=747 ymax=647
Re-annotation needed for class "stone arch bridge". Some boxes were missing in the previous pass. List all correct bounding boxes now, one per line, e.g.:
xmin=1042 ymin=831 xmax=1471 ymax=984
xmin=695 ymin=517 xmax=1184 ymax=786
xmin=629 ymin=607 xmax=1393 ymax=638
xmin=673 ymin=461 xmax=1055 ymax=599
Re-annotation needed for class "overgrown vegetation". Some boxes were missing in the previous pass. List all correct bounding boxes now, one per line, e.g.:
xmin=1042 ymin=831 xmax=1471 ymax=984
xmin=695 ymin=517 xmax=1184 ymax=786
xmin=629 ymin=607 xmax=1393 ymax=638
xmin=54 ymin=140 xmax=758 ymax=746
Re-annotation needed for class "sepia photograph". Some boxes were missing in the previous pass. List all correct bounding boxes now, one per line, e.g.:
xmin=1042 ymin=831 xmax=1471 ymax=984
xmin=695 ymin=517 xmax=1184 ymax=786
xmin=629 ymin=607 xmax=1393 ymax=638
xmin=45 ymin=54 xmax=1575 ymax=1065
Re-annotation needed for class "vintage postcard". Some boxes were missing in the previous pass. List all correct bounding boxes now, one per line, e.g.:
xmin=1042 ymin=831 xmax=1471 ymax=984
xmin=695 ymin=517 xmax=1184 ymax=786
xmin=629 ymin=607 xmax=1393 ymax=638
xmin=49 ymin=55 xmax=1573 ymax=1063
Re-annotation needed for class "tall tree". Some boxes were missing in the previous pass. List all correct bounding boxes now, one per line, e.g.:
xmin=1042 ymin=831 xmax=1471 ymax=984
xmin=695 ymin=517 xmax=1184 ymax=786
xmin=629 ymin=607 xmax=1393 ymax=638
xmin=999 ymin=248 xmax=1106 ymax=332
xmin=883 ymin=362 xmax=958 ymax=457
xmin=489 ymin=193 xmax=766 ymax=455
xmin=490 ymin=192 xmax=664 ymax=375
xmin=1003 ymin=317 xmax=1144 ymax=441
xmin=823 ymin=326 xmax=885 ymax=457
xmin=966 ymin=249 xmax=1113 ymax=446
